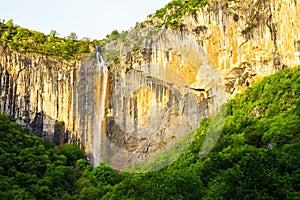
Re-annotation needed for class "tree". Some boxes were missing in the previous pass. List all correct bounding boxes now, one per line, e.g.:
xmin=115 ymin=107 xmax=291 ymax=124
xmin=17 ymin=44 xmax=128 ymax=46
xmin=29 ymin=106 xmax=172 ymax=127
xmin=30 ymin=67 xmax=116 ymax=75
xmin=91 ymin=164 xmax=119 ymax=186
xmin=110 ymin=30 xmax=120 ymax=40
xmin=111 ymin=30 xmax=119 ymax=36
xmin=68 ymin=32 xmax=78 ymax=41
xmin=6 ymin=19 xmax=14 ymax=28
xmin=49 ymin=30 xmax=58 ymax=37
xmin=53 ymin=144 xmax=85 ymax=166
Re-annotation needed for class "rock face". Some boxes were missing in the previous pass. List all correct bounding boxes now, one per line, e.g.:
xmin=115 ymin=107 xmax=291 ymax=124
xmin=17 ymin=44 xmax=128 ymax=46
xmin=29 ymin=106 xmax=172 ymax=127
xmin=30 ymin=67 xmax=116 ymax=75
xmin=0 ymin=0 xmax=299 ymax=169
xmin=0 ymin=44 xmax=103 ymax=152
xmin=102 ymin=30 xmax=225 ymax=170
xmin=99 ymin=0 xmax=300 ymax=169
xmin=169 ymin=0 xmax=300 ymax=97
xmin=0 ymin=44 xmax=78 ymax=139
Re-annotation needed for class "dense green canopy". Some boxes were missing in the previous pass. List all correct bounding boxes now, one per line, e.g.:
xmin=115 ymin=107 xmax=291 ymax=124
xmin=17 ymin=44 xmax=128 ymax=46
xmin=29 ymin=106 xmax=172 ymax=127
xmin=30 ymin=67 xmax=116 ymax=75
xmin=0 ymin=19 xmax=92 ymax=59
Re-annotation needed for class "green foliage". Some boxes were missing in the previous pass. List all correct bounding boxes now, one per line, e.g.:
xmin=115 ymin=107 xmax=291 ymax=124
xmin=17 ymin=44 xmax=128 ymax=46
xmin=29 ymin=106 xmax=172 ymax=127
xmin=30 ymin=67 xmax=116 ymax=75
xmin=201 ymin=66 xmax=300 ymax=199
xmin=101 ymin=66 xmax=300 ymax=199
xmin=132 ymin=37 xmax=143 ymax=51
xmin=104 ymin=29 xmax=124 ymax=42
xmin=109 ymin=30 xmax=120 ymax=40
xmin=55 ymin=120 xmax=64 ymax=126
xmin=91 ymin=164 xmax=120 ymax=186
xmin=49 ymin=30 xmax=57 ymax=37
xmin=0 ymin=19 xmax=91 ymax=60
xmin=54 ymin=144 xmax=85 ymax=166
xmin=0 ymin=114 xmax=87 ymax=199
xmin=104 ymin=51 xmax=120 ymax=63
xmin=148 ymin=0 xmax=209 ymax=29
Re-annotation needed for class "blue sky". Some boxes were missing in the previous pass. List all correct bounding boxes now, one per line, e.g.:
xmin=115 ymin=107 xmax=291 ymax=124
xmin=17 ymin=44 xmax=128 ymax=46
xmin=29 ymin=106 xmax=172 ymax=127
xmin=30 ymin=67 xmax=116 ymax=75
xmin=0 ymin=0 xmax=170 ymax=40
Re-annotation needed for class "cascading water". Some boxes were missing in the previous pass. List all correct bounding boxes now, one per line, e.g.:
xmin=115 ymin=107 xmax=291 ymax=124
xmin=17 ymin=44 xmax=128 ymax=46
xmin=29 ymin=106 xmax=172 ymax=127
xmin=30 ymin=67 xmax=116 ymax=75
xmin=92 ymin=46 xmax=108 ymax=167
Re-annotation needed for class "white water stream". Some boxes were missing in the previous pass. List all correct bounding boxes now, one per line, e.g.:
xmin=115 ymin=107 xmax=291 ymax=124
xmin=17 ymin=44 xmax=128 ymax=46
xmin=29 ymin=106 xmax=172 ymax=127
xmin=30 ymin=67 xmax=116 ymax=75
xmin=92 ymin=46 xmax=108 ymax=167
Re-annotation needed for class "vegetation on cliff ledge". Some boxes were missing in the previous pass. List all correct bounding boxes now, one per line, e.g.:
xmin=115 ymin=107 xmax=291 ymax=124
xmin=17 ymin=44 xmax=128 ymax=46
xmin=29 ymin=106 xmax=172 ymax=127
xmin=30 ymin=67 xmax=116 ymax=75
xmin=0 ymin=19 xmax=92 ymax=60
xmin=144 ymin=0 xmax=209 ymax=28
xmin=141 ymin=0 xmax=240 ymax=29
xmin=0 ymin=66 xmax=299 ymax=199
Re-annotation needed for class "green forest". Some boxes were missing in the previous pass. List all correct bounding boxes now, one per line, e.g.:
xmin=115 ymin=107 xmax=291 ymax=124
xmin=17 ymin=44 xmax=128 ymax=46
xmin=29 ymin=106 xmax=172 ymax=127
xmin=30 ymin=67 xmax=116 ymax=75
xmin=1 ymin=66 xmax=299 ymax=199
xmin=0 ymin=19 xmax=93 ymax=60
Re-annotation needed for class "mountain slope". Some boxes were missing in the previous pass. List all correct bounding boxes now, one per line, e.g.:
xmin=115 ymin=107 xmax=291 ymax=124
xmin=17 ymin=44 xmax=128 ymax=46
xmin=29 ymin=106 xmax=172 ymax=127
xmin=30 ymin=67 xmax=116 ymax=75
xmin=0 ymin=0 xmax=299 ymax=158
xmin=1 ymin=65 xmax=299 ymax=199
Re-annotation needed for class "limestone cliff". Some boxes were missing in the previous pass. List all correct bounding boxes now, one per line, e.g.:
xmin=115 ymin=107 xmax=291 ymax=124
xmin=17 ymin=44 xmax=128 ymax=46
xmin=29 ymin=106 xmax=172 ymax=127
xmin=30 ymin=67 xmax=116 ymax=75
xmin=145 ymin=0 xmax=300 ymax=97
xmin=0 ymin=0 xmax=299 ymax=169
xmin=100 ymin=0 xmax=300 ymax=169
xmin=0 ymin=43 xmax=103 ymax=152
xmin=101 ymin=29 xmax=225 ymax=170
xmin=0 ymin=44 xmax=76 ymax=139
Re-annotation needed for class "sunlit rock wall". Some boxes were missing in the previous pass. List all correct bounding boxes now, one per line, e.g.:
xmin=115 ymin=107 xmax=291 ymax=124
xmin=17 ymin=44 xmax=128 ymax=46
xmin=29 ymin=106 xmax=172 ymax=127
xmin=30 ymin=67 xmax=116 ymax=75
xmin=0 ymin=44 xmax=102 ymax=153
xmin=188 ymin=0 xmax=300 ymax=96
xmin=148 ymin=0 xmax=300 ymax=97
xmin=100 ymin=0 xmax=300 ymax=167
xmin=101 ymin=29 xmax=225 ymax=169
xmin=0 ymin=44 xmax=76 ymax=138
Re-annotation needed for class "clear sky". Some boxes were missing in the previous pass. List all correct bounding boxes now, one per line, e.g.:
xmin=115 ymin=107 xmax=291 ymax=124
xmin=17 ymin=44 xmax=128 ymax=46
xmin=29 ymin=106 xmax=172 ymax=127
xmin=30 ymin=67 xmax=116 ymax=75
xmin=0 ymin=0 xmax=170 ymax=40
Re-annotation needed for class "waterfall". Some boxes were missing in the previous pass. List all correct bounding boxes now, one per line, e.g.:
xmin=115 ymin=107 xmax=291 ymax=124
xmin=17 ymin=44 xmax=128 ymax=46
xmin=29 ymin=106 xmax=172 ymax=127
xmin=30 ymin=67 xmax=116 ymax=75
xmin=92 ymin=46 xmax=108 ymax=167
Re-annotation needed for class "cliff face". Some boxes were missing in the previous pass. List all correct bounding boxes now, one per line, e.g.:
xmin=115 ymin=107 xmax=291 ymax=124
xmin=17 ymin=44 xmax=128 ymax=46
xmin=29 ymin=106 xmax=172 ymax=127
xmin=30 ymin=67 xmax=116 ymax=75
xmin=0 ymin=44 xmax=103 ymax=152
xmin=167 ymin=0 xmax=300 ymax=97
xmin=0 ymin=0 xmax=299 ymax=169
xmin=100 ymin=0 xmax=300 ymax=169
xmin=101 ymin=29 xmax=225 ymax=170
xmin=0 ymin=44 xmax=76 ymax=139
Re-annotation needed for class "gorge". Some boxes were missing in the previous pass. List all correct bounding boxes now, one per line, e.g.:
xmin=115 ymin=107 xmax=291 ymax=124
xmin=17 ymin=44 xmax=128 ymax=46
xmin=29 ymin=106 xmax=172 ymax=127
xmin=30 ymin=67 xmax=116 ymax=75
xmin=0 ymin=0 xmax=299 ymax=170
